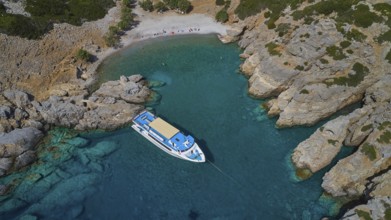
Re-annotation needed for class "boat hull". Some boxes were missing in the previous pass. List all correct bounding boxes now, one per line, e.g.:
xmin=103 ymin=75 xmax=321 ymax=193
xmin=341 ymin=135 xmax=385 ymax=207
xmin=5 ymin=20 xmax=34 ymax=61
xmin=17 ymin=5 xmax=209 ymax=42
xmin=131 ymin=124 xmax=205 ymax=163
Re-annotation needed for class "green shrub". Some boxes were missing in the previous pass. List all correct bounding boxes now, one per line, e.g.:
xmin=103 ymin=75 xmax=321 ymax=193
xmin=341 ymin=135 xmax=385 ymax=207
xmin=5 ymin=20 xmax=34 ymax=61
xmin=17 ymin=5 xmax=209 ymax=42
xmin=295 ymin=65 xmax=304 ymax=71
xmin=139 ymin=0 xmax=154 ymax=11
xmin=266 ymin=19 xmax=276 ymax=29
xmin=338 ymin=4 xmax=383 ymax=28
xmin=118 ymin=7 xmax=133 ymax=31
xmin=340 ymin=40 xmax=351 ymax=48
xmin=216 ymin=0 xmax=225 ymax=6
xmin=264 ymin=11 xmax=271 ymax=18
xmin=385 ymin=208 xmax=391 ymax=220
xmin=104 ymin=25 xmax=121 ymax=47
xmin=303 ymin=16 xmax=314 ymax=25
xmin=320 ymin=58 xmax=329 ymax=64
xmin=361 ymin=143 xmax=377 ymax=161
xmin=328 ymin=139 xmax=338 ymax=146
xmin=356 ymin=209 xmax=372 ymax=220
xmin=265 ymin=42 xmax=281 ymax=56
xmin=216 ymin=9 xmax=228 ymax=23
xmin=177 ymin=0 xmax=191 ymax=13
xmin=325 ymin=62 xmax=369 ymax=87
xmin=326 ymin=45 xmax=346 ymax=60
xmin=346 ymin=28 xmax=367 ymax=42
xmin=0 ymin=0 xmax=114 ymax=39
xmin=346 ymin=49 xmax=354 ymax=54
xmin=300 ymin=89 xmax=309 ymax=94
xmin=234 ymin=0 xmax=304 ymax=20
xmin=377 ymin=130 xmax=391 ymax=144
xmin=163 ymin=0 xmax=191 ymax=13
xmin=154 ymin=2 xmax=168 ymax=13
xmin=123 ymin=0 xmax=132 ymax=7
xmin=361 ymin=124 xmax=373 ymax=132
xmin=377 ymin=30 xmax=391 ymax=43
xmin=0 ymin=14 xmax=52 ymax=39
xmin=0 ymin=2 xmax=6 ymax=13
xmin=275 ymin=23 xmax=290 ymax=37
xmin=379 ymin=121 xmax=391 ymax=131
xmin=76 ymin=49 xmax=92 ymax=62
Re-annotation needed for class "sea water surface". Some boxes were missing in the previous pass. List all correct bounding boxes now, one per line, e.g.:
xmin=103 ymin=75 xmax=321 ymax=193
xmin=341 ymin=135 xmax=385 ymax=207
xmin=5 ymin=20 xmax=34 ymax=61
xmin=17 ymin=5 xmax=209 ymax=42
xmin=0 ymin=35 xmax=354 ymax=220
xmin=80 ymin=35 xmax=350 ymax=219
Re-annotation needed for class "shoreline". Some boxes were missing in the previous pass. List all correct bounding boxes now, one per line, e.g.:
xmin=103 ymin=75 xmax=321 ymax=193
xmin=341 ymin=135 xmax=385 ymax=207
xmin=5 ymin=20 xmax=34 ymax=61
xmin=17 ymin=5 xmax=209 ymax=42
xmin=85 ymin=6 xmax=230 ymax=86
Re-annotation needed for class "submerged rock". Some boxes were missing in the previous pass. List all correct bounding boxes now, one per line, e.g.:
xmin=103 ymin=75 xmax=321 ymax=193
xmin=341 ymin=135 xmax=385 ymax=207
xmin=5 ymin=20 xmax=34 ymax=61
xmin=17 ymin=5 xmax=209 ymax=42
xmin=79 ymin=140 xmax=118 ymax=158
xmin=24 ymin=173 xmax=100 ymax=218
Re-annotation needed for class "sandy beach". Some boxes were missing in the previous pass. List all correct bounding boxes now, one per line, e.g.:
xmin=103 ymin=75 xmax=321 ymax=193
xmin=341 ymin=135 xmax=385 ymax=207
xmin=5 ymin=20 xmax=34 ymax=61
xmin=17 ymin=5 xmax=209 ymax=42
xmin=87 ymin=6 xmax=229 ymax=78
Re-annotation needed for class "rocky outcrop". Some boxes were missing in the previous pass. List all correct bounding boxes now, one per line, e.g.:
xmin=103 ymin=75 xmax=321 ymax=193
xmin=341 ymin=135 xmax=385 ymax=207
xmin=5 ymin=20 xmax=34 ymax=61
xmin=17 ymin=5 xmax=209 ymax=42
xmin=0 ymin=74 xmax=150 ymax=177
xmin=341 ymin=197 xmax=391 ymax=220
xmin=0 ymin=127 xmax=43 ymax=176
xmin=319 ymin=76 xmax=391 ymax=197
xmin=238 ymin=15 xmax=385 ymax=127
xmin=0 ymin=3 xmax=120 ymax=100
xmin=291 ymin=106 xmax=372 ymax=177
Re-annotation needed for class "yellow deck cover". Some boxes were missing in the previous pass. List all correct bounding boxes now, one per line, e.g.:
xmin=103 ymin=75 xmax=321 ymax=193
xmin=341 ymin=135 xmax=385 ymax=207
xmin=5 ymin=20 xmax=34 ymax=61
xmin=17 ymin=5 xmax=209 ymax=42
xmin=149 ymin=117 xmax=179 ymax=139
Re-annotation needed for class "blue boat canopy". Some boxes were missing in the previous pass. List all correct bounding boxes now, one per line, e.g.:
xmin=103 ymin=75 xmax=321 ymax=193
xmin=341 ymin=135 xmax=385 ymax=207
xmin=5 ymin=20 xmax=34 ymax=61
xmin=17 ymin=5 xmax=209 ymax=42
xmin=133 ymin=111 xmax=195 ymax=152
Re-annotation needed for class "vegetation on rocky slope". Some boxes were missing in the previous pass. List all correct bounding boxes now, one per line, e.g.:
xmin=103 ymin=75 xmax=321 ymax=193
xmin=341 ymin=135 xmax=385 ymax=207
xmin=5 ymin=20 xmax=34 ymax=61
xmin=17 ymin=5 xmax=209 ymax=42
xmin=0 ymin=0 xmax=114 ymax=39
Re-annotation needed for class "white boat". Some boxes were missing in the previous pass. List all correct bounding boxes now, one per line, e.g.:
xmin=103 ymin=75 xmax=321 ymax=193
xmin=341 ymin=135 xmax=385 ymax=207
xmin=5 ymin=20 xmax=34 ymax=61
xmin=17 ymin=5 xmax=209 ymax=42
xmin=131 ymin=110 xmax=206 ymax=163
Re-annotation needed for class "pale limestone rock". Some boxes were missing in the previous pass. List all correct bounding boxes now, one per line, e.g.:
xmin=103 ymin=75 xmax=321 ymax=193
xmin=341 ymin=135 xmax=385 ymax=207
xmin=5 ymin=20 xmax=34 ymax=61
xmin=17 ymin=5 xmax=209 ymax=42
xmin=342 ymin=197 xmax=391 ymax=220
xmin=292 ymin=106 xmax=371 ymax=174
xmin=322 ymin=125 xmax=391 ymax=197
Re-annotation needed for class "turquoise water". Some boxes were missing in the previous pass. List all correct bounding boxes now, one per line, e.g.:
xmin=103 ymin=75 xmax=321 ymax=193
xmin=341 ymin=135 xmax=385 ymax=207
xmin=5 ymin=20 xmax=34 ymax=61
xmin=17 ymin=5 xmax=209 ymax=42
xmin=81 ymin=35 xmax=342 ymax=219
xmin=0 ymin=35 xmax=354 ymax=220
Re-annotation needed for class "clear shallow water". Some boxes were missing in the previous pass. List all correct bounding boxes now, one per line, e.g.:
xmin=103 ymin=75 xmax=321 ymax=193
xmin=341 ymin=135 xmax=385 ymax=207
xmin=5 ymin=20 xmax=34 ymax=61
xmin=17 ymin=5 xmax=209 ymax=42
xmin=0 ymin=35 xmax=354 ymax=220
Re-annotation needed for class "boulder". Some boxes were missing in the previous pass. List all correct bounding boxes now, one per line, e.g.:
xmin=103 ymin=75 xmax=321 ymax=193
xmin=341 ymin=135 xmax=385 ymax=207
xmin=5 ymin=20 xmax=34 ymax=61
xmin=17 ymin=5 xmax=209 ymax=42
xmin=14 ymin=150 xmax=37 ymax=169
xmin=3 ymin=90 xmax=32 ymax=108
xmin=0 ymin=127 xmax=43 ymax=157
xmin=92 ymin=75 xmax=150 ymax=104
xmin=76 ymin=98 xmax=143 ymax=130
xmin=34 ymin=96 xmax=86 ymax=127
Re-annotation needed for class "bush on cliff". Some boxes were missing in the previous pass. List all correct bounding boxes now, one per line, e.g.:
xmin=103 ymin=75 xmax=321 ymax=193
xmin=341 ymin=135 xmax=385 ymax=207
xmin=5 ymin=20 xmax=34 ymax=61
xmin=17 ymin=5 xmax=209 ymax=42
xmin=0 ymin=0 xmax=115 ymax=39
xmin=154 ymin=2 xmax=168 ymax=13
xmin=0 ymin=2 xmax=6 ymax=13
xmin=76 ymin=49 xmax=93 ymax=62
xmin=216 ymin=9 xmax=228 ymax=23
xmin=139 ymin=0 xmax=154 ymax=12
xmin=163 ymin=0 xmax=191 ymax=13
xmin=216 ymin=0 xmax=225 ymax=6
xmin=235 ymin=0 xmax=304 ymax=20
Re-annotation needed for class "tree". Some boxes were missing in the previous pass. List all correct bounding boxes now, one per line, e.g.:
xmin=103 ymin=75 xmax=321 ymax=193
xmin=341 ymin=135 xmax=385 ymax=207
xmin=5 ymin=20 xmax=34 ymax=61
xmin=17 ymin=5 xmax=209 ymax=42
xmin=216 ymin=0 xmax=225 ymax=6
xmin=0 ymin=2 xmax=6 ymax=13
xmin=104 ymin=25 xmax=121 ymax=47
xmin=215 ymin=9 xmax=228 ymax=23
xmin=139 ymin=0 xmax=154 ymax=12
xmin=164 ymin=0 xmax=178 ymax=10
xmin=154 ymin=1 xmax=168 ymax=13
xmin=76 ymin=49 xmax=92 ymax=62
xmin=177 ymin=0 xmax=191 ymax=13
xmin=122 ymin=0 xmax=132 ymax=7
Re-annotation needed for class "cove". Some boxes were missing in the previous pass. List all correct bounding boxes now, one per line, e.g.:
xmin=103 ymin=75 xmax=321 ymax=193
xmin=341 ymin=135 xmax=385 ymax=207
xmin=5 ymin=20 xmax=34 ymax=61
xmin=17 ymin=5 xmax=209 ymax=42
xmin=0 ymin=35 xmax=354 ymax=219
xmin=83 ymin=35 xmax=347 ymax=219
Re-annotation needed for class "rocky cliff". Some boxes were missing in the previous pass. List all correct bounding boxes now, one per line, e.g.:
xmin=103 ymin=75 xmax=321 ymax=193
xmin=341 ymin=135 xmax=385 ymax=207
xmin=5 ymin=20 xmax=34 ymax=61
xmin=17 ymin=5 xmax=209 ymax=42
xmin=224 ymin=0 xmax=391 ymax=217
